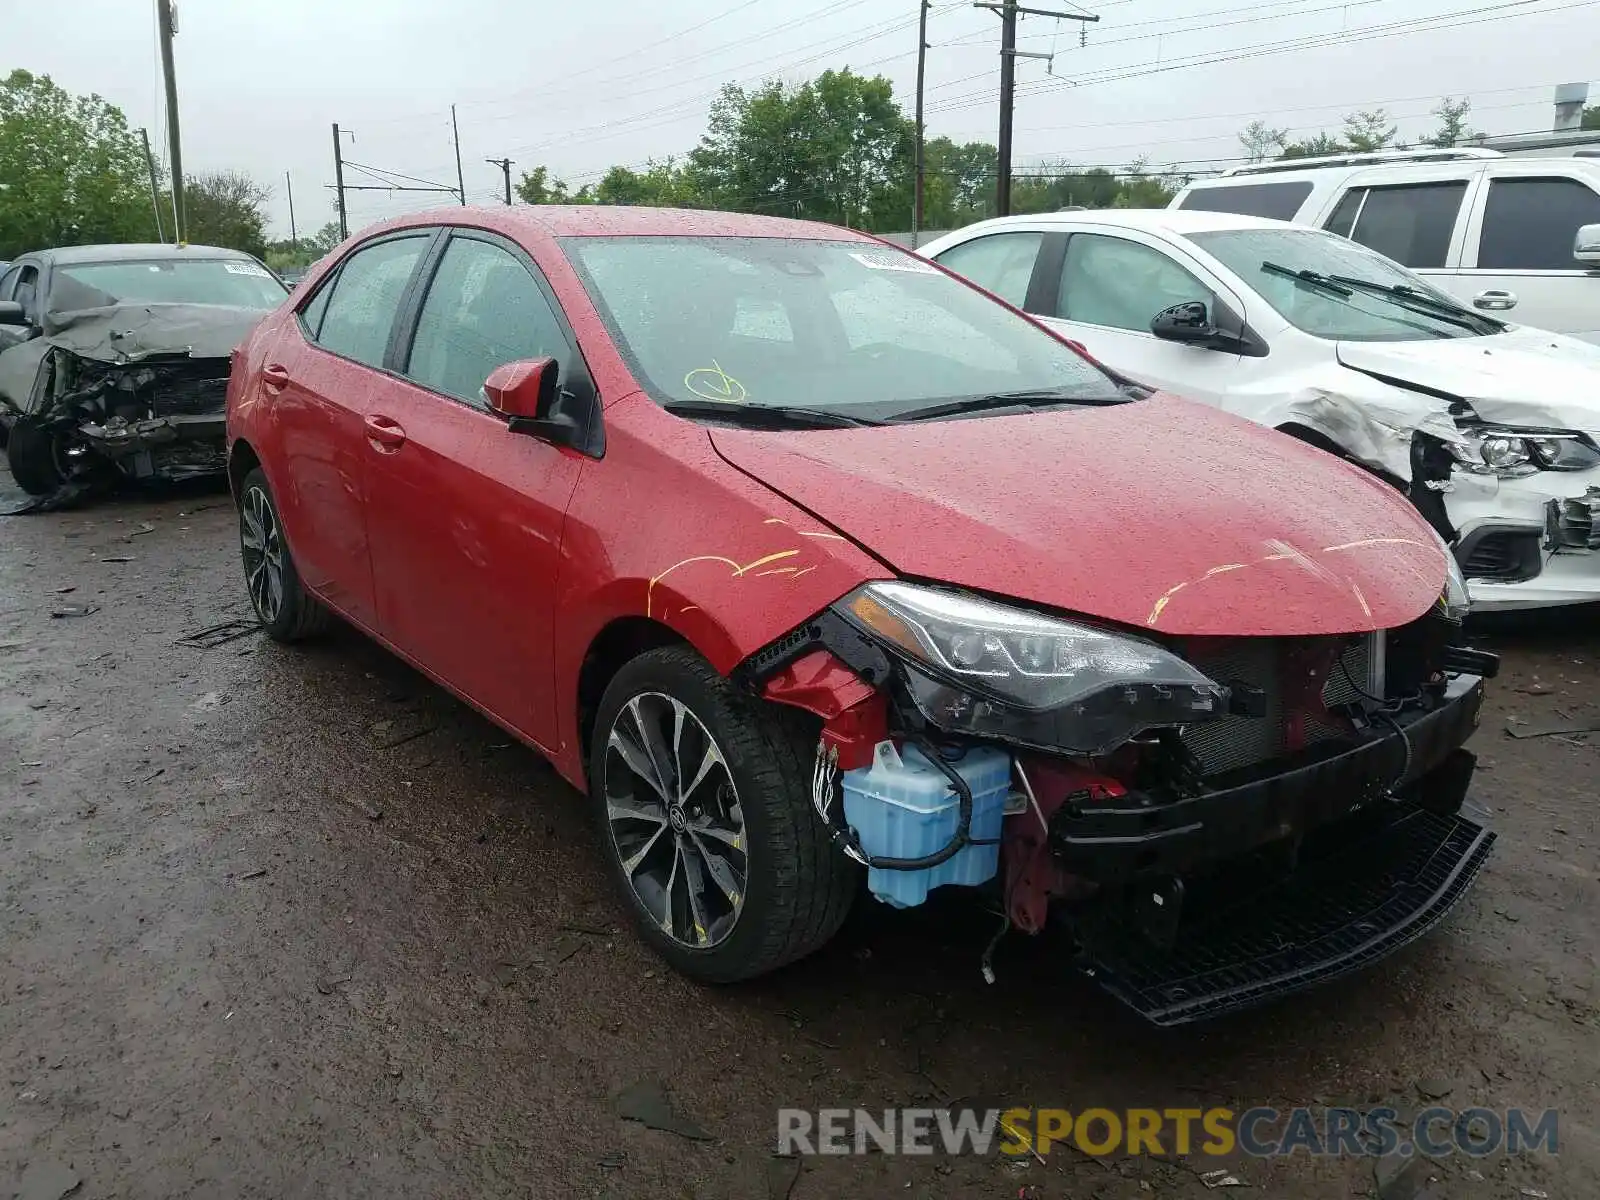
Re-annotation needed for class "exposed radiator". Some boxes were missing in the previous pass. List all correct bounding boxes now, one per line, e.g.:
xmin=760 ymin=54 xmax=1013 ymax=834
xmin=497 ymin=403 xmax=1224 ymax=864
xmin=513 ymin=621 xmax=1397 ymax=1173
xmin=1178 ymin=634 xmax=1380 ymax=777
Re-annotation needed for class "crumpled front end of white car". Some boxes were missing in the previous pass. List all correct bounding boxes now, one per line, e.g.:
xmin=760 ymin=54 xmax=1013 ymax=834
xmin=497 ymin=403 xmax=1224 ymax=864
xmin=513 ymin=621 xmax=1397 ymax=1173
xmin=1432 ymin=425 xmax=1600 ymax=611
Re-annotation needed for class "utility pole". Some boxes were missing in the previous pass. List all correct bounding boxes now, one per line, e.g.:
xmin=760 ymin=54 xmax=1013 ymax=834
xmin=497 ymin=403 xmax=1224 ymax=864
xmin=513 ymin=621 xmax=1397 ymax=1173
xmin=155 ymin=0 xmax=184 ymax=242
xmin=285 ymin=171 xmax=298 ymax=247
xmin=976 ymin=1 xmax=1097 ymax=216
xmin=912 ymin=0 xmax=931 ymax=246
xmin=139 ymin=128 xmax=165 ymax=243
xmin=486 ymin=158 xmax=514 ymax=205
xmin=331 ymin=124 xmax=352 ymax=240
xmin=451 ymin=105 xmax=467 ymax=205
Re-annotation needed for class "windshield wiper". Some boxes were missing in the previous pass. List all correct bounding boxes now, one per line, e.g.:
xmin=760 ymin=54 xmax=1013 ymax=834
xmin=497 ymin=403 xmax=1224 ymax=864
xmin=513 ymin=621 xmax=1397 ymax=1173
xmin=887 ymin=388 xmax=1124 ymax=424
xmin=1322 ymin=274 xmax=1496 ymax=330
xmin=1261 ymin=260 xmax=1353 ymax=297
xmin=662 ymin=399 xmax=878 ymax=429
xmin=1260 ymin=261 xmax=1491 ymax=333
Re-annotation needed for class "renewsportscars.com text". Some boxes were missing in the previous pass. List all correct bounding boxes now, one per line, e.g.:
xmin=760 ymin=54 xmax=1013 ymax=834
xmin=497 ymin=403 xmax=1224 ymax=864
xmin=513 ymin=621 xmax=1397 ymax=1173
xmin=777 ymin=1106 xmax=1559 ymax=1159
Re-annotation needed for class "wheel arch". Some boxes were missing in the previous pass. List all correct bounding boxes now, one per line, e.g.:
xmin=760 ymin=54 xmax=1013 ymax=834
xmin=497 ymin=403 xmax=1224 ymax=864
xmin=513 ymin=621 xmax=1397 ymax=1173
xmin=574 ymin=615 xmax=689 ymax=786
xmin=227 ymin=437 xmax=262 ymax=503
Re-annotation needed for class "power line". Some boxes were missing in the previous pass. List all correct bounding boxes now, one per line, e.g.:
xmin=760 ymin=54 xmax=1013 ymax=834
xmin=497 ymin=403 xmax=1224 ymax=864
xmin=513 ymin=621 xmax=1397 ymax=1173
xmin=926 ymin=0 xmax=1594 ymax=113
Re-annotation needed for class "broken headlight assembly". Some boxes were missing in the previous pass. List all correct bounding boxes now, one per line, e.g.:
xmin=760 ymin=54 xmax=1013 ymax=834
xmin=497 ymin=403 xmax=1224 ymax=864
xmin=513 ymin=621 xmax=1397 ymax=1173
xmin=1431 ymin=526 xmax=1471 ymax=622
xmin=834 ymin=581 xmax=1227 ymax=754
xmin=1447 ymin=423 xmax=1600 ymax=477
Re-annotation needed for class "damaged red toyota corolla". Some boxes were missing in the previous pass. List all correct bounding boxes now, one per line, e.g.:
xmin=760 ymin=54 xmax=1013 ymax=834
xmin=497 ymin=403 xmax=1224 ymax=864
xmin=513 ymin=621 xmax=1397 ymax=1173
xmin=226 ymin=207 xmax=1497 ymax=1024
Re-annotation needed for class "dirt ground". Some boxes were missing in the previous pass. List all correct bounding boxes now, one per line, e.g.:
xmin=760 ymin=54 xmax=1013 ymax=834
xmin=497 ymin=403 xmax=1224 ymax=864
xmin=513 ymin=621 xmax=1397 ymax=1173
xmin=1 ymin=474 xmax=1596 ymax=1200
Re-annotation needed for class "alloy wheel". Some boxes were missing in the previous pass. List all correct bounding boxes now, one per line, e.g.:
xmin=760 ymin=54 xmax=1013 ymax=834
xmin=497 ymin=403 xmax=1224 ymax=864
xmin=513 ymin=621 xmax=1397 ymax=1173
xmin=604 ymin=691 xmax=748 ymax=949
xmin=240 ymin=485 xmax=286 ymax=624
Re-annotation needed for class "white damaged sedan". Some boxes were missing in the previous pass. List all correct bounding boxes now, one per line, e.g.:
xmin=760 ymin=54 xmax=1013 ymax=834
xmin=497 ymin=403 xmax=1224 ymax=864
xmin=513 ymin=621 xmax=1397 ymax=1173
xmin=920 ymin=210 xmax=1600 ymax=611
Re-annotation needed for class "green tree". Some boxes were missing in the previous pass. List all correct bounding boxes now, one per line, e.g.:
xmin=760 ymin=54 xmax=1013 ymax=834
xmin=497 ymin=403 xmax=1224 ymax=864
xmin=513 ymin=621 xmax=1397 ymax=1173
xmin=920 ymin=137 xmax=998 ymax=227
xmin=303 ymin=220 xmax=344 ymax=255
xmin=592 ymin=158 xmax=698 ymax=207
xmin=182 ymin=170 xmax=270 ymax=257
xmin=1341 ymin=109 xmax=1399 ymax=152
xmin=688 ymin=69 xmax=914 ymax=230
xmin=514 ymin=165 xmax=573 ymax=205
xmin=1582 ymin=104 xmax=1599 ymax=131
xmin=0 ymin=69 xmax=153 ymax=258
xmin=1238 ymin=120 xmax=1288 ymax=163
xmin=1279 ymin=132 xmax=1347 ymax=160
xmin=1427 ymin=96 xmax=1479 ymax=148
xmin=263 ymin=221 xmax=344 ymax=272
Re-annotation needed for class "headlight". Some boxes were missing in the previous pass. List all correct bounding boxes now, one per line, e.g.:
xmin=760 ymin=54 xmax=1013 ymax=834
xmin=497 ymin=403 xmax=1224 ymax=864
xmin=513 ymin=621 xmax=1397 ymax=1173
xmin=834 ymin=581 xmax=1227 ymax=754
xmin=1448 ymin=424 xmax=1600 ymax=476
xmin=1431 ymin=527 xmax=1471 ymax=622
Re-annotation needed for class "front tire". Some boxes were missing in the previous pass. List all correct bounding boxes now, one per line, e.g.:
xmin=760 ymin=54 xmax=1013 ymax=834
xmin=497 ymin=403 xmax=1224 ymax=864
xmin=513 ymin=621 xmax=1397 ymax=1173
xmin=6 ymin=419 xmax=67 ymax=495
xmin=590 ymin=646 xmax=856 ymax=982
xmin=237 ymin=467 xmax=330 ymax=642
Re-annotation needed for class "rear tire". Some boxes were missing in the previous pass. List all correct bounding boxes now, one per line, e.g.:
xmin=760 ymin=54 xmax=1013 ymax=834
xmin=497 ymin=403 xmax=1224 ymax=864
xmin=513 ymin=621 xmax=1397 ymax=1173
xmin=6 ymin=420 xmax=67 ymax=495
xmin=590 ymin=645 xmax=856 ymax=982
xmin=237 ymin=467 xmax=331 ymax=642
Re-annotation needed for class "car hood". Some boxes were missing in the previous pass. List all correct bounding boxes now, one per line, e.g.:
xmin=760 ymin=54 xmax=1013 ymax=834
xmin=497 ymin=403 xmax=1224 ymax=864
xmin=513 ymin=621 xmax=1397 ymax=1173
xmin=1336 ymin=326 xmax=1600 ymax=432
xmin=709 ymin=394 xmax=1446 ymax=637
xmin=38 ymin=302 xmax=266 ymax=363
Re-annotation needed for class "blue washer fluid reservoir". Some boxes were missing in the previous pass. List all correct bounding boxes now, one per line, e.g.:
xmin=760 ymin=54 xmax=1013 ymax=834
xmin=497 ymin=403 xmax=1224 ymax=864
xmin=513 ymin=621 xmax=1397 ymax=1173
xmin=840 ymin=740 xmax=1012 ymax=908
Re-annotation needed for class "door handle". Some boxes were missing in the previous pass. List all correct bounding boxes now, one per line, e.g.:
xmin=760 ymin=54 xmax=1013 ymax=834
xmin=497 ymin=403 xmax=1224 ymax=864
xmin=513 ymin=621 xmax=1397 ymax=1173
xmin=1472 ymin=289 xmax=1518 ymax=311
xmin=261 ymin=363 xmax=291 ymax=393
xmin=364 ymin=414 xmax=407 ymax=452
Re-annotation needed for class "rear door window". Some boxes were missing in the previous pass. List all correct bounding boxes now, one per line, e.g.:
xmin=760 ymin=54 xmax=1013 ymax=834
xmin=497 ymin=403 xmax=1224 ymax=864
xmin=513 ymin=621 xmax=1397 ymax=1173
xmin=1177 ymin=180 xmax=1313 ymax=221
xmin=1345 ymin=182 xmax=1467 ymax=269
xmin=312 ymin=235 xmax=429 ymax=368
xmin=1478 ymin=177 xmax=1600 ymax=270
xmin=931 ymin=231 xmax=1043 ymax=307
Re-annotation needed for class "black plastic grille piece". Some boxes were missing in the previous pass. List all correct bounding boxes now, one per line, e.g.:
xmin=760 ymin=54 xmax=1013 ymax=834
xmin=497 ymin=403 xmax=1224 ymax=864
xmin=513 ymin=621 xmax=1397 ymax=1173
xmin=1459 ymin=528 xmax=1542 ymax=582
xmin=1075 ymin=805 xmax=1494 ymax=1025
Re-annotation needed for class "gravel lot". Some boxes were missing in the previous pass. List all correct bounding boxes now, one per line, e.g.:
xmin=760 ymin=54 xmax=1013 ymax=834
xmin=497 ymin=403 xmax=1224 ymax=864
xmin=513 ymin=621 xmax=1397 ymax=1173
xmin=1 ymin=474 xmax=1596 ymax=1199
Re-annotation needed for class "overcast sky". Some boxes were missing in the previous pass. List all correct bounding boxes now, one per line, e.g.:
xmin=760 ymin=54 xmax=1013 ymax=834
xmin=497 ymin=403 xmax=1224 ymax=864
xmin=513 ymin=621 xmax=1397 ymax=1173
xmin=6 ymin=0 xmax=1597 ymax=239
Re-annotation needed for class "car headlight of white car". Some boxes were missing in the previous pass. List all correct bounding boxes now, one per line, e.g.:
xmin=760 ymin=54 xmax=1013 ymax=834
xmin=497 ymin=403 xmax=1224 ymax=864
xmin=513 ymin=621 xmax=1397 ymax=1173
xmin=1448 ymin=423 xmax=1600 ymax=476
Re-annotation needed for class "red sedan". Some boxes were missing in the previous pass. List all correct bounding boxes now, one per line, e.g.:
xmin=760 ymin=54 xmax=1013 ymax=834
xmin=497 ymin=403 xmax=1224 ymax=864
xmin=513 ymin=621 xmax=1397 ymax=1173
xmin=226 ymin=206 xmax=1494 ymax=1023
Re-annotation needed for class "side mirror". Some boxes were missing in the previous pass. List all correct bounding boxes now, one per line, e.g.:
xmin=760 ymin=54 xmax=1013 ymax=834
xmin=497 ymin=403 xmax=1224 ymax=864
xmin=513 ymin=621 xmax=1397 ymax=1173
xmin=1150 ymin=300 xmax=1217 ymax=345
xmin=485 ymin=356 xmax=581 ymax=448
xmin=1575 ymin=223 xmax=1600 ymax=267
xmin=0 ymin=300 xmax=28 ymax=326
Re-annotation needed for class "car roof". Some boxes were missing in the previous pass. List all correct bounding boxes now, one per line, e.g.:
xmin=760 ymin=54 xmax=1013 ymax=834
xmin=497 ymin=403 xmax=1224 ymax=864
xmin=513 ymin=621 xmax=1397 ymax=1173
xmin=365 ymin=205 xmax=875 ymax=242
xmin=31 ymin=243 xmax=258 ymax=265
xmin=938 ymin=208 xmax=1301 ymax=240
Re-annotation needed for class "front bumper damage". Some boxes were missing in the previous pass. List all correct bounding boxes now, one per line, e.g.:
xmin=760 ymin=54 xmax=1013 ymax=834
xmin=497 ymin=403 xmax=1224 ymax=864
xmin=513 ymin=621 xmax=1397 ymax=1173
xmin=0 ymin=302 xmax=254 ymax=509
xmin=1057 ymin=676 xmax=1491 ymax=1024
xmin=1442 ymin=467 xmax=1600 ymax=611
xmin=751 ymin=610 xmax=1496 ymax=1024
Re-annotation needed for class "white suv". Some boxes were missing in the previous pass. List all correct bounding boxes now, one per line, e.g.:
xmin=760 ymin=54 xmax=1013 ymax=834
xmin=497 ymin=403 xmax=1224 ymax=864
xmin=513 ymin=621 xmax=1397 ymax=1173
xmin=919 ymin=209 xmax=1600 ymax=611
xmin=1169 ymin=148 xmax=1600 ymax=343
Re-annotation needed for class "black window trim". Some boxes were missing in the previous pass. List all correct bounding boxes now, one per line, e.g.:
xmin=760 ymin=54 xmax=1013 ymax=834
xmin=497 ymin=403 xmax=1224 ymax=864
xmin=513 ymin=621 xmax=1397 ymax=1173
xmin=388 ymin=225 xmax=606 ymax=457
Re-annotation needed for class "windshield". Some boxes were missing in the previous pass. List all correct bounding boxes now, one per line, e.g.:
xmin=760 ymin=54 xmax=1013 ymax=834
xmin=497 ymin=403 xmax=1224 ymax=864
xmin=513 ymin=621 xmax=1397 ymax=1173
xmin=561 ymin=236 xmax=1125 ymax=420
xmin=1189 ymin=228 xmax=1495 ymax=342
xmin=51 ymin=258 xmax=288 ymax=314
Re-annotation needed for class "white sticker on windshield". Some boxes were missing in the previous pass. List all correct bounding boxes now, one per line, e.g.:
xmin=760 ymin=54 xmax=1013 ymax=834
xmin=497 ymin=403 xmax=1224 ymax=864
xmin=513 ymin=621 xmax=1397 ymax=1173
xmin=849 ymin=250 xmax=939 ymax=275
xmin=223 ymin=261 xmax=272 ymax=277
